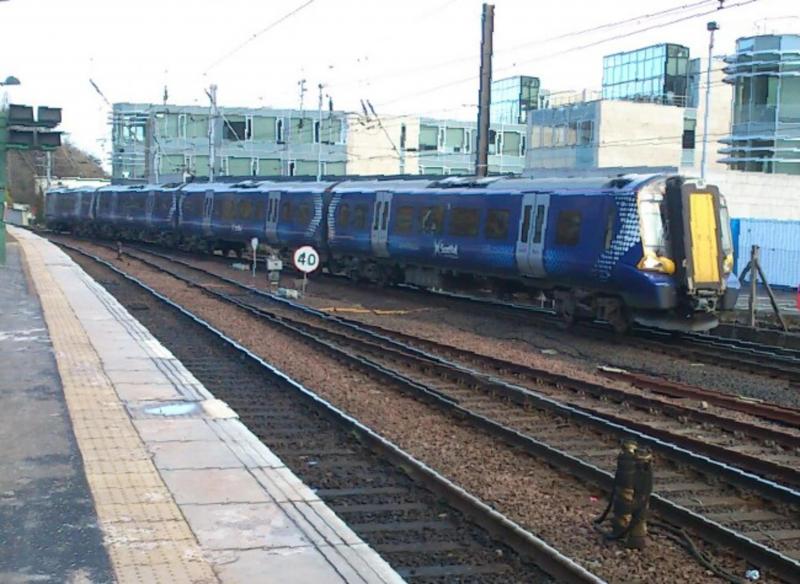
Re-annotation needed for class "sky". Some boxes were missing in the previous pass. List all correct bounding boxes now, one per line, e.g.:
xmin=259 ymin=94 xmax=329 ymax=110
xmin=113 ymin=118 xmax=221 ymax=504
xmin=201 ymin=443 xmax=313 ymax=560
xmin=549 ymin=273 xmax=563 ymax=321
xmin=1 ymin=0 xmax=798 ymax=166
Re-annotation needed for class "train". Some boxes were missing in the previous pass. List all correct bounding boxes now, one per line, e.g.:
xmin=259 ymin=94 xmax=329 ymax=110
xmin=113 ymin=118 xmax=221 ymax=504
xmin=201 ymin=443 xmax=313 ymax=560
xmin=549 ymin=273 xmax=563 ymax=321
xmin=45 ymin=173 xmax=740 ymax=332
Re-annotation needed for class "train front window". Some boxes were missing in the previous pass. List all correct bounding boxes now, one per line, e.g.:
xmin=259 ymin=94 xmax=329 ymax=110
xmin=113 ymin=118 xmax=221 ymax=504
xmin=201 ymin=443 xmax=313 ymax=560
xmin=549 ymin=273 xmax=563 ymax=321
xmin=638 ymin=191 xmax=670 ymax=257
xmin=719 ymin=197 xmax=734 ymax=274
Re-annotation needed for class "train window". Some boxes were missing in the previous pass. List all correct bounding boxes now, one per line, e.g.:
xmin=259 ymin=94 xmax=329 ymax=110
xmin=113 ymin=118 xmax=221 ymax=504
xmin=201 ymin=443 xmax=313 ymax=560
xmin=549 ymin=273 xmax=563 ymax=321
xmin=354 ymin=204 xmax=368 ymax=229
xmin=520 ymin=205 xmax=532 ymax=242
xmin=237 ymin=199 xmax=253 ymax=220
xmin=373 ymin=203 xmax=382 ymax=230
xmin=381 ymin=202 xmax=389 ymax=231
xmin=394 ymin=206 xmax=414 ymax=234
xmin=603 ymin=206 xmax=616 ymax=249
xmin=182 ymin=195 xmax=203 ymax=218
xmin=296 ymin=203 xmax=312 ymax=225
xmin=337 ymin=203 xmax=350 ymax=228
xmin=448 ymin=207 xmax=480 ymax=237
xmin=419 ymin=205 xmax=444 ymax=235
xmin=533 ymin=204 xmax=545 ymax=244
xmin=485 ymin=209 xmax=510 ymax=240
xmin=254 ymin=200 xmax=266 ymax=220
xmin=280 ymin=201 xmax=292 ymax=222
xmin=555 ymin=210 xmax=582 ymax=246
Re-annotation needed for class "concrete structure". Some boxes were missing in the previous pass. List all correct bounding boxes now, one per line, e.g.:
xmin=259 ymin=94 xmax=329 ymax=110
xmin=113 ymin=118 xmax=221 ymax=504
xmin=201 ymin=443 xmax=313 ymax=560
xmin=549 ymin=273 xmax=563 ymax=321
xmin=5 ymin=227 xmax=405 ymax=584
xmin=527 ymin=44 xmax=731 ymax=173
xmin=344 ymin=115 xmax=527 ymax=176
xmin=720 ymin=34 xmax=800 ymax=175
xmin=113 ymin=103 xmax=527 ymax=182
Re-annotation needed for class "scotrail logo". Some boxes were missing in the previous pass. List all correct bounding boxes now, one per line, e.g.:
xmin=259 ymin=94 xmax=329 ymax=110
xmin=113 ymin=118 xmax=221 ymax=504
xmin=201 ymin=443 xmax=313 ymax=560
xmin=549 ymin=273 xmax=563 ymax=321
xmin=434 ymin=241 xmax=459 ymax=258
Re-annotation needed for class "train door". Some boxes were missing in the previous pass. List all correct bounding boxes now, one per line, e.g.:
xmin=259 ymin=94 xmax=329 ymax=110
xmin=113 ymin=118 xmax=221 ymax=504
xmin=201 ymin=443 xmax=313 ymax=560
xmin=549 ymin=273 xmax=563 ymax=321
xmin=265 ymin=191 xmax=281 ymax=243
xmin=202 ymin=189 xmax=214 ymax=236
xmin=371 ymin=191 xmax=392 ymax=258
xmin=515 ymin=193 xmax=550 ymax=278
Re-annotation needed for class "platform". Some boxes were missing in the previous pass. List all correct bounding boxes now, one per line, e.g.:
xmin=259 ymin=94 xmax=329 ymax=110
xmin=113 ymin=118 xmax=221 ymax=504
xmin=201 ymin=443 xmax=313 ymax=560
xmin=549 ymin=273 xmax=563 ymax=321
xmin=2 ymin=227 xmax=405 ymax=584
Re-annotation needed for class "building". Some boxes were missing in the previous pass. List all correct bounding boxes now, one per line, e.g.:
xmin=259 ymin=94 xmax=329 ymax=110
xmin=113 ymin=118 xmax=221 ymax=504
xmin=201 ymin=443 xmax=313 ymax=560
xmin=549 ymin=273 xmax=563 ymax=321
xmin=490 ymin=76 xmax=540 ymax=125
xmin=112 ymin=102 xmax=528 ymax=182
xmin=720 ymin=34 xmax=800 ymax=175
xmin=111 ymin=103 xmax=349 ymax=183
xmin=602 ymin=43 xmax=694 ymax=106
xmin=527 ymin=42 xmax=731 ymax=173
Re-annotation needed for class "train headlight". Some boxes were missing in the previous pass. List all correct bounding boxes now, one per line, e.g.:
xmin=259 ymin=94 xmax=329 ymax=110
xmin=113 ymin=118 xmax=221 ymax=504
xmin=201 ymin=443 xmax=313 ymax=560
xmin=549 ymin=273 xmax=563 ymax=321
xmin=637 ymin=252 xmax=676 ymax=275
xmin=723 ymin=253 xmax=734 ymax=275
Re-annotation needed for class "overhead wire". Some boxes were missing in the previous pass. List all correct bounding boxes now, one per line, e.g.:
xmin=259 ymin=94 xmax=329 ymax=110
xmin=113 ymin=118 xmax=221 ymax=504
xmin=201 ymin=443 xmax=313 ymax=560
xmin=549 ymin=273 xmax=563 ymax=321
xmin=204 ymin=0 xmax=318 ymax=74
xmin=373 ymin=0 xmax=760 ymax=110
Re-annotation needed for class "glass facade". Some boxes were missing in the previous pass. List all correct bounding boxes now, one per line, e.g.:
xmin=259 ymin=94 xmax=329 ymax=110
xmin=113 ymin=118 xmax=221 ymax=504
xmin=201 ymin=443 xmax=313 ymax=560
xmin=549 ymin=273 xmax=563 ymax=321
xmin=721 ymin=34 xmax=800 ymax=175
xmin=528 ymin=101 xmax=599 ymax=170
xmin=491 ymin=76 xmax=540 ymax=124
xmin=602 ymin=43 xmax=691 ymax=106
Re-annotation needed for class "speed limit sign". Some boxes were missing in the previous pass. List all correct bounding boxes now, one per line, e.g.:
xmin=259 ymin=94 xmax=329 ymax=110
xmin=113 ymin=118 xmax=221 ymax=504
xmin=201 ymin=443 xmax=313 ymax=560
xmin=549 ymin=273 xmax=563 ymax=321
xmin=293 ymin=245 xmax=320 ymax=274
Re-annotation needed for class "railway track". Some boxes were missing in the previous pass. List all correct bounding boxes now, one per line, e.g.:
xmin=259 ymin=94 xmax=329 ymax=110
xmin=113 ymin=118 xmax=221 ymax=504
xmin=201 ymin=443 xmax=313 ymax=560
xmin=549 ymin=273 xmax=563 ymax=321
xmin=55 ymin=236 xmax=800 ymax=582
xmin=67 ymin=244 xmax=590 ymax=583
xmin=392 ymin=278 xmax=800 ymax=382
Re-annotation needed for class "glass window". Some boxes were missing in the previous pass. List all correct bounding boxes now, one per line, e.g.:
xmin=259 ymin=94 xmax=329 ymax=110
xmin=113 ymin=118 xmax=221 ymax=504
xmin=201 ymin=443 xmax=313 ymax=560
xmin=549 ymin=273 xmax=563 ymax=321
xmin=296 ymin=202 xmax=312 ymax=226
xmin=373 ymin=202 xmax=382 ymax=230
xmin=419 ymin=125 xmax=438 ymax=151
xmin=353 ymin=204 xmax=368 ymax=229
xmin=381 ymin=201 xmax=389 ymax=230
xmin=448 ymin=207 xmax=480 ymax=237
xmin=520 ymin=205 xmax=532 ymax=242
xmin=419 ymin=205 xmax=444 ymax=235
xmin=394 ymin=206 xmax=414 ymax=234
xmin=555 ymin=210 xmax=581 ymax=246
xmin=237 ymin=199 xmax=253 ymax=220
xmin=485 ymin=209 xmax=510 ymax=239
xmin=533 ymin=205 xmax=546 ymax=244
xmin=280 ymin=200 xmax=292 ymax=222
xmin=337 ymin=203 xmax=350 ymax=228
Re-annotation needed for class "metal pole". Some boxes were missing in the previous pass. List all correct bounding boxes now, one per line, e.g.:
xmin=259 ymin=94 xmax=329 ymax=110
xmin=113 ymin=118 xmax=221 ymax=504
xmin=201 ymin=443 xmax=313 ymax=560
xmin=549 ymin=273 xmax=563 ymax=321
xmin=475 ymin=3 xmax=495 ymax=178
xmin=749 ymin=245 xmax=758 ymax=328
xmin=317 ymin=83 xmax=324 ymax=181
xmin=208 ymin=84 xmax=218 ymax=182
xmin=700 ymin=21 xmax=719 ymax=181
xmin=0 ymin=110 xmax=7 ymax=265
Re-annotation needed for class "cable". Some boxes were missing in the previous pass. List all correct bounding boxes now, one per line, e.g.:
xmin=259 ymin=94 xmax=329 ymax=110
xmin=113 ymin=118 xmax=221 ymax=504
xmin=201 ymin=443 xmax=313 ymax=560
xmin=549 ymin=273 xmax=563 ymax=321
xmin=374 ymin=0 xmax=760 ymax=110
xmin=205 ymin=0 xmax=318 ymax=73
xmin=329 ymin=0 xmax=719 ymax=93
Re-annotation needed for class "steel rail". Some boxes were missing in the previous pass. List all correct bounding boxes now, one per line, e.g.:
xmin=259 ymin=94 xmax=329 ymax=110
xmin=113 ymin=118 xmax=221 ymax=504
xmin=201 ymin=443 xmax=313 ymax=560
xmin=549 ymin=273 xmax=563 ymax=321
xmin=61 ymin=240 xmax=800 ymax=583
xmin=117 ymin=243 xmax=800 ymax=492
xmin=58 ymin=240 xmax=606 ymax=584
xmin=598 ymin=367 xmax=800 ymax=427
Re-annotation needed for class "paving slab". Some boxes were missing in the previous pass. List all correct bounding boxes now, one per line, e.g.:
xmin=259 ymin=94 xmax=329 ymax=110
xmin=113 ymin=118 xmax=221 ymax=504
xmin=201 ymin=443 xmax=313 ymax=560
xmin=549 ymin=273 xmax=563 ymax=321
xmin=10 ymin=227 xmax=405 ymax=584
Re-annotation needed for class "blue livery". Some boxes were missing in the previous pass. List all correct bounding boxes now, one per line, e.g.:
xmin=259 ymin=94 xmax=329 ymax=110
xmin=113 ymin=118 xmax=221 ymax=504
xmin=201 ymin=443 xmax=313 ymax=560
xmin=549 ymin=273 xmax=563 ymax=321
xmin=44 ymin=174 xmax=740 ymax=332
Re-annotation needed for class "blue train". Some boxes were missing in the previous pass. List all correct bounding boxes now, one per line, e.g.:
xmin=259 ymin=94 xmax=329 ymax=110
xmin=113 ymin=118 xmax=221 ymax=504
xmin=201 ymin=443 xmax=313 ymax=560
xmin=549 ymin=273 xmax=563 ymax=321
xmin=45 ymin=174 xmax=740 ymax=332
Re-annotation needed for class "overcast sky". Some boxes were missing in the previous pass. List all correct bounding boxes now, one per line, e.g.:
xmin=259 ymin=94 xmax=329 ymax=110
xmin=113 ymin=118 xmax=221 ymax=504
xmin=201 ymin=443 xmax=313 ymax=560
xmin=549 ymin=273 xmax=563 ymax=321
xmin=1 ymin=0 xmax=797 ymax=164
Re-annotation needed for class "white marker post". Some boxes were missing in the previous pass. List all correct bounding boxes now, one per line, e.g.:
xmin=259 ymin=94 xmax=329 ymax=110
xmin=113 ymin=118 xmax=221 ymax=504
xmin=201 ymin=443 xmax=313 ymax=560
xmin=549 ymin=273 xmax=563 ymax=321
xmin=250 ymin=237 xmax=259 ymax=278
xmin=293 ymin=245 xmax=319 ymax=296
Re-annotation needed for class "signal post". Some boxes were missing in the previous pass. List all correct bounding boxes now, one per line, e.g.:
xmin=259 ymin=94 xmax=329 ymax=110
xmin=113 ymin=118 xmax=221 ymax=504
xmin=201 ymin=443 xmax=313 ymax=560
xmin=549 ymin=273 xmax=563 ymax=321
xmin=0 ymin=104 xmax=62 ymax=264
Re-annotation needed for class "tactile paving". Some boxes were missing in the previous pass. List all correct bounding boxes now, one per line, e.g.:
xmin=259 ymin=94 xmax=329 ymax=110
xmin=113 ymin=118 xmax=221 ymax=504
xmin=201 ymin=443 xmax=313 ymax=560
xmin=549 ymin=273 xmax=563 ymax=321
xmin=18 ymin=239 xmax=219 ymax=584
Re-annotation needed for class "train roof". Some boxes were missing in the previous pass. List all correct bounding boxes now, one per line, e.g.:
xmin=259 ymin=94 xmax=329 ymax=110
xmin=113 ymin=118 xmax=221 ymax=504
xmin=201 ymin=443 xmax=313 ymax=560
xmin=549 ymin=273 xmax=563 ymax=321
xmin=47 ymin=173 xmax=678 ymax=196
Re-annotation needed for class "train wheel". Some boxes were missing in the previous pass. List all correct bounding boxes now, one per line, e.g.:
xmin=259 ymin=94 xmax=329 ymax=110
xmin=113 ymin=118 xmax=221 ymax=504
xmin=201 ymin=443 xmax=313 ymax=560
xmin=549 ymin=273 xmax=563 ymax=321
xmin=607 ymin=305 xmax=631 ymax=334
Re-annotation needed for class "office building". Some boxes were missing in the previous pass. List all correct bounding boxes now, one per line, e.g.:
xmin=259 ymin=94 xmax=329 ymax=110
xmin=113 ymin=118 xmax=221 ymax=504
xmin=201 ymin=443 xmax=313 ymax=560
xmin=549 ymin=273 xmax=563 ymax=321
xmin=112 ymin=103 xmax=528 ymax=182
xmin=602 ymin=43 xmax=693 ymax=106
xmin=720 ymin=34 xmax=800 ymax=175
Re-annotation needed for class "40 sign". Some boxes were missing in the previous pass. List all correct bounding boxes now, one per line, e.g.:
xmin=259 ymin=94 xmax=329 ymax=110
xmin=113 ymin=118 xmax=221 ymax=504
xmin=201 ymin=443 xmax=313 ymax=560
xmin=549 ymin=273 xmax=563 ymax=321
xmin=293 ymin=245 xmax=320 ymax=274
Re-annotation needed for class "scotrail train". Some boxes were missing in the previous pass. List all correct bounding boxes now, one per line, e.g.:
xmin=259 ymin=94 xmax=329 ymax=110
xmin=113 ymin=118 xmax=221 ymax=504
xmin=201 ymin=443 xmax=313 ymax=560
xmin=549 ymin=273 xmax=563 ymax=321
xmin=45 ymin=174 xmax=740 ymax=332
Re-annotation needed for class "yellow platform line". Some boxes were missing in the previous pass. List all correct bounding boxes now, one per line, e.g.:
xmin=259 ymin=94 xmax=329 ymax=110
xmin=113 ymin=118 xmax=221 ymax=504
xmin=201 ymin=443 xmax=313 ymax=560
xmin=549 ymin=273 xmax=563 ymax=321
xmin=19 ymin=238 xmax=218 ymax=584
